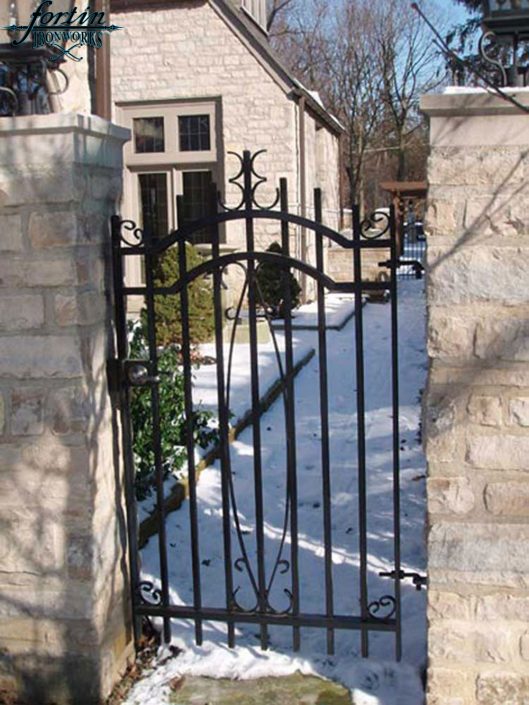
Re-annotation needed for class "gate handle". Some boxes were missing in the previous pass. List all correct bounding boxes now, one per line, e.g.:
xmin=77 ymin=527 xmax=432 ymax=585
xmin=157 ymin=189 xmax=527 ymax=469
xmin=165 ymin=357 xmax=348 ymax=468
xmin=126 ymin=362 xmax=161 ymax=387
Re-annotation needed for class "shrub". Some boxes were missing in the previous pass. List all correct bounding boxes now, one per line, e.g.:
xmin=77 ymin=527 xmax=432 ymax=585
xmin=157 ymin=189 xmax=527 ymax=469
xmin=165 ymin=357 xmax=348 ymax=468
xmin=128 ymin=323 xmax=219 ymax=501
xmin=255 ymin=241 xmax=302 ymax=318
xmin=145 ymin=244 xmax=215 ymax=347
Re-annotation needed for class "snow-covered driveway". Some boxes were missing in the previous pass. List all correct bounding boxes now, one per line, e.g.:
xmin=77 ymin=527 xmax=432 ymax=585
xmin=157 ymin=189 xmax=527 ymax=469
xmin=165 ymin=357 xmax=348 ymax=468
xmin=128 ymin=281 xmax=428 ymax=705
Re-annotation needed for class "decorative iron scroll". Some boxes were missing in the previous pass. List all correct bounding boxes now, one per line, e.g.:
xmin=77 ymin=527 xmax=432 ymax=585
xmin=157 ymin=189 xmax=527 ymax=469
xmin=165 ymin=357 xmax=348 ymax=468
xmin=224 ymin=261 xmax=294 ymax=617
xmin=116 ymin=219 xmax=146 ymax=248
xmin=368 ymin=595 xmax=397 ymax=621
xmin=219 ymin=150 xmax=281 ymax=212
xmin=137 ymin=581 xmax=163 ymax=606
xmin=360 ymin=210 xmax=392 ymax=240
xmin=478 ymin=30 xmax=510 ymax=87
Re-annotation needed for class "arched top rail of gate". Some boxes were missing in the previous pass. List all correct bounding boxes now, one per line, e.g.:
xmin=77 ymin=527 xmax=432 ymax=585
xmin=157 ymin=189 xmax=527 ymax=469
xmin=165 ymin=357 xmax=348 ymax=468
xmin=146 ymin=250 xmax=350 ymax=298
xmin=112 ymin=150 xmax=394 ymax=256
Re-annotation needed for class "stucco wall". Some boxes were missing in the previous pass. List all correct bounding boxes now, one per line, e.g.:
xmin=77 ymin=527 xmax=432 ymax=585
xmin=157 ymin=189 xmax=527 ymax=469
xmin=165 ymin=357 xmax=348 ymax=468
xmin=422 ymin=91 xmax=529 ymax=705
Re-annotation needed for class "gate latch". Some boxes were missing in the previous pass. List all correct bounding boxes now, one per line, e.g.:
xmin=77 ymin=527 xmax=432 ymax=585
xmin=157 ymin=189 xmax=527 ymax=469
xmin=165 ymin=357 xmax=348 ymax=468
xmin=378 ymin=259 xmax=425 ymax=279
xmin=379 ymin=570 xmax=428 ymax=591
xmin=125 ymin=361 xmax=161 ymax=387
xmin=106 ymin=359 xmax=160 ymax=395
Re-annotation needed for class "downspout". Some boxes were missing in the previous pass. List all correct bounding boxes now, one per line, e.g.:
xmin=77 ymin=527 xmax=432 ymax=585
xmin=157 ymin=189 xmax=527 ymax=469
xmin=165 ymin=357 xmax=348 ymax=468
xmin=298 ymin=94 xmax=307 ymax=301
xmin=338 ymin=131 xmax=345 ymax=231
xmin=92 ymin=0 xmax=112 ymax=119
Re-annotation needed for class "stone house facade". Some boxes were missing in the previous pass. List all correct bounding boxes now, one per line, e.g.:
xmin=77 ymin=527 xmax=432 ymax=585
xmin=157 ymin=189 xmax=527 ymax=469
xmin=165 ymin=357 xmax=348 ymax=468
xmin=108 ymin=0 xmax=344 ymax=298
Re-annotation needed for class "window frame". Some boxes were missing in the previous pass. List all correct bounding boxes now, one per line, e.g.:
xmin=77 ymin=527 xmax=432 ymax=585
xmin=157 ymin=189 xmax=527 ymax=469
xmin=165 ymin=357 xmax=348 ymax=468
xmin=118 ymin=99 xmax=218 ymax=167
xmin=128 ymin=165 xmax=220 ymax=243
xmin=117 ymin=98 xmax=224 ymax=292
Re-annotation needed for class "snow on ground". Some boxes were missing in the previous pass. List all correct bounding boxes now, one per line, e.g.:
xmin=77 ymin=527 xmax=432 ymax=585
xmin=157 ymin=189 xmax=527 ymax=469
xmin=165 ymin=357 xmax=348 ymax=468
xmin=126 ymin=281 xmax=428 ymax=705
xmin=271 ymin=293 xmax=359 ymax=330
xmin=137 ymin=323 xmax=314 ymax=524
xmin=195 ymin=335 xmax=314 ymax=421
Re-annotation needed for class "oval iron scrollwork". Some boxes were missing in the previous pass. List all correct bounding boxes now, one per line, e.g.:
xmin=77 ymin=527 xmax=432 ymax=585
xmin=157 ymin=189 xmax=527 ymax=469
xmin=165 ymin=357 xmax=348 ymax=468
xmin=223 ymin=260 xmax=295 ymax=618
xmin=361 ymin=210 xmax=391 ymax=240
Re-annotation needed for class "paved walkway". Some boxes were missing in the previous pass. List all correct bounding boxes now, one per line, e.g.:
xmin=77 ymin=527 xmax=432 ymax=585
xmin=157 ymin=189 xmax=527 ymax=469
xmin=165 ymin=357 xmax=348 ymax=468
xmin=169 ymin=675 xmax=351 ymax=704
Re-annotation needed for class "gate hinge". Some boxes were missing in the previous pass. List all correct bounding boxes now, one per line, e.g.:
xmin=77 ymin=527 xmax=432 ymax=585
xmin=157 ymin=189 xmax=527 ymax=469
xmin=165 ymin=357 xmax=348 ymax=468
xmin=379 ymin=570 xmax=428 ymax=591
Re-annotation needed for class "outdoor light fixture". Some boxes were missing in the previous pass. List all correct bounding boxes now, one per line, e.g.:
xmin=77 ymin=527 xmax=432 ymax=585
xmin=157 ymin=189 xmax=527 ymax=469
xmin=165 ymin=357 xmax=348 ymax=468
xmin=0 ymin=0 xmax=75 ymax=116
xmin=480 ymin=0 xmax=529 ymax=86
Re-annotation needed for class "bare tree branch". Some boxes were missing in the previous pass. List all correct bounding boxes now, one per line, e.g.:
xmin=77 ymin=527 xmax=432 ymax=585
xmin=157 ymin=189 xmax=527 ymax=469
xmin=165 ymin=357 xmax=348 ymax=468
xmin=267 ymin=0 xmax=295 ymax=32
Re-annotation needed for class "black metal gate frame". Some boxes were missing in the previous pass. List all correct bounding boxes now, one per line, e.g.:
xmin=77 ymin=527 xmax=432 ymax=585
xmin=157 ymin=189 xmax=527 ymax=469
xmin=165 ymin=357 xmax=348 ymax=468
xmin=110 ymin=150 xmax=404 ymax=661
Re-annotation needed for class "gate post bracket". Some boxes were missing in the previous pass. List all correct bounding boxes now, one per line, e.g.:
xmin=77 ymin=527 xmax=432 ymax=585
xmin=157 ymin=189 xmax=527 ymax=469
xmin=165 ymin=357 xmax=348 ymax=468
xmin=379 ymin=570 xmax=428 ymax=591
xmin=106 ymin=358 xmax=123 ymax=406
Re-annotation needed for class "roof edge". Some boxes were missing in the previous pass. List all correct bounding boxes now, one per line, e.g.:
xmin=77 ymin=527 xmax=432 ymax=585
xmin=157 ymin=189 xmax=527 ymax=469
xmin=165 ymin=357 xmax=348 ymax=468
xmin=110 ymin=0 xmax=343 ymax=134
xmin=211 ymin=0 xmax=344 ymax=135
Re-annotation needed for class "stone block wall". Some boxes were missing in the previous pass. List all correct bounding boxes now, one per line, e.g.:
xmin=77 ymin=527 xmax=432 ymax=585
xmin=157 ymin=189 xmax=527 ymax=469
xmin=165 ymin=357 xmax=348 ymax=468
xmin=422 ymin=92 xmax=529 ymax=705
xmin=326 ymin=247 xmax=391 ymax=284
xmin=0 ymin=114 xmax=133 ymax=704
xmin=110 ymin=0 xmax=298 ymax=252
xmin=110 ymin=0 xmax=341 ymax=272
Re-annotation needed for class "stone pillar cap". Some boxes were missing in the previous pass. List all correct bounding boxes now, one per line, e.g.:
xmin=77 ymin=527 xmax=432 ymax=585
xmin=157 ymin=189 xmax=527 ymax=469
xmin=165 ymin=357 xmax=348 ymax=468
xmin=421 ymin=88 xmax=529 ymax=116
xmin=0 ymin=113 xmax=130 ymax=142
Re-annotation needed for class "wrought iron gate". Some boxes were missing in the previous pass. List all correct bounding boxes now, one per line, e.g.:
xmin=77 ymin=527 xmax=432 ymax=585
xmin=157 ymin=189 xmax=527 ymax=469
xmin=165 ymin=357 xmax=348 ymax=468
xmin=110 ymin=150 xmax=406 ymax=661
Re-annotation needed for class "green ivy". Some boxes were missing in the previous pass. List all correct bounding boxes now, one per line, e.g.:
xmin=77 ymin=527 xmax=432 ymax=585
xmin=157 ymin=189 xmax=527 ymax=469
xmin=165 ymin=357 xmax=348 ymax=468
xmin=128 ymin=323 xmax=219 ymax=501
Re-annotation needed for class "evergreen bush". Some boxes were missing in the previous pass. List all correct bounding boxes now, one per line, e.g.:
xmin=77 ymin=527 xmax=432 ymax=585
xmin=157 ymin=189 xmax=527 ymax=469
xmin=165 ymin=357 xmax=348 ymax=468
xmin=255 ymin=242 xmax=302 ymax=318
xmin=146 ymin=244 xmax=215 ymax=347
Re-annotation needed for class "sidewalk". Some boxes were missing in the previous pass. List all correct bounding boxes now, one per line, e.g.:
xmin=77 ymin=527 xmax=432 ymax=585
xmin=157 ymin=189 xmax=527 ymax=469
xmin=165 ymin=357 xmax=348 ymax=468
xmin=168 ymin=674 xmax=351 ymax=704
xmin=137 ymin=294 xmax=358 ymax=544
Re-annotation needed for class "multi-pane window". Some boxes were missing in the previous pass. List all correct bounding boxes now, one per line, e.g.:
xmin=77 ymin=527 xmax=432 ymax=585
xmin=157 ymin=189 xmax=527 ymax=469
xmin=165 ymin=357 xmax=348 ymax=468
xmin=138 ymin=173 xmax=169 ymax=240
xmin=181 ymin=171 xmax=213 ymax=244
xmin=133 ymin=117 xmax=165 ymax=153
xmin=120 ymin=100 xmax=221 ymax=268
xmin=179 ymin=115 xmax=211 ymax=152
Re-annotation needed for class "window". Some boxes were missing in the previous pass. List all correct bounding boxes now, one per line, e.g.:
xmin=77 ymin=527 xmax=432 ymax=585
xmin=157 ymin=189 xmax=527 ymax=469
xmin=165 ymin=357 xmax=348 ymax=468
xmin=118 ymin=99 xmax=222 ymax=272
xmin=134 ymin=117 xmax=164 ymax=153
xmin=138 ymin=173 xmax=169 ymax=240
xmin=179 ymin=115 xmax=211 ymax=152
xmin=181 ymin=171 xmax=213 ymax=244
xmin=119 ymin=100 xmax=217 ymax=165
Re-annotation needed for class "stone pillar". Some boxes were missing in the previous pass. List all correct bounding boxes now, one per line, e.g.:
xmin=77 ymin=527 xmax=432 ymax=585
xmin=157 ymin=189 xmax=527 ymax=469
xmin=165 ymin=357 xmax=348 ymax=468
xmin=422 ymin=91 xmax=529 ymax=705
xmin=0 ymin=114 xmax=133 ymax=704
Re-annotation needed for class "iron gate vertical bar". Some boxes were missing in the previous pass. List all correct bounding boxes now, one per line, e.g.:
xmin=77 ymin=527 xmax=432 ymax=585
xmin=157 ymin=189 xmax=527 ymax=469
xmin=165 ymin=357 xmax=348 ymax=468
xmin=243 ymin=151 xmax=268 ymax=650
xmin=110 ymin=216 xmax=142 ymax=643
xmin=279 ymin=178 xmax=301 ymax=653
xmin=210 ymin=184 xmax=236 ymax=648
xmin=352 ymin=205 xmax=370 ymax=658
xmin=314 ymin=189 xmax=335 ymax=656
xmin=176 ymin=199 xmax=204 ymax=646
xmin=389 ymin=205 xmax=403 ymax=661
xmin=144 ymin=230 xmax=172 ymax=644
